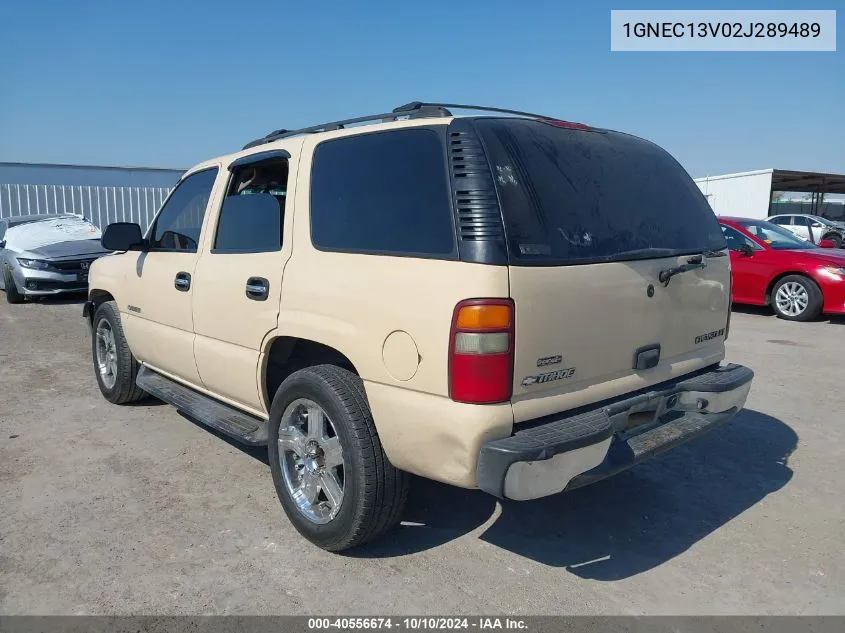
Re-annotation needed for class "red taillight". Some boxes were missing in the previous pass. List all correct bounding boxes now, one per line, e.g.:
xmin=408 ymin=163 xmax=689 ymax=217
xmin=543 ymin=119 xmax=591 ymax=131
xmin=449 ymin=299 xmax=514 ymax=404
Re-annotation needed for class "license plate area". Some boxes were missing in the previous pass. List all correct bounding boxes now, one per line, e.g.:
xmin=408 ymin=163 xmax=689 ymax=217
xmin=610 ymin=393 xmax=682 ymax=440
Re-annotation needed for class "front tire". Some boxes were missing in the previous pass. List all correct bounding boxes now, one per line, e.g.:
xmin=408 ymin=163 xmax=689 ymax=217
xmin=771 ymin=275 xmax=823 ymax=322
xmin=3 ymin=266 xmax=25 ymax=304
xmin=91 ymin=300 xmax=146 ymax=404
xmin=268 ymin=365 xmax=409 ymax=552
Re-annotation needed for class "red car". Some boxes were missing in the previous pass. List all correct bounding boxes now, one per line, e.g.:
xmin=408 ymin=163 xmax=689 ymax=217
xmin=719 ymin=216 xmax=845 ymax=321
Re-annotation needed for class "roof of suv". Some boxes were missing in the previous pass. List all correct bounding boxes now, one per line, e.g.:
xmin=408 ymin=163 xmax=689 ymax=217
xmin=240 ymin=102 xmax=581 ymax=149
xmin=187 ymin=102 xmax=602 ymax=180
xmin=190 ymin=116 xmax=458 ymax=177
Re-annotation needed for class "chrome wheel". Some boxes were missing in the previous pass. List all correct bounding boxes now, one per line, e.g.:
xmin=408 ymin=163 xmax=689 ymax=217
xmin=775 ymin=281 xmax=809 ymax=317
xmin=95 ymin=318 xmax=118 ymax=389
xmin=278 ymin=398 xmax=345 ymax=525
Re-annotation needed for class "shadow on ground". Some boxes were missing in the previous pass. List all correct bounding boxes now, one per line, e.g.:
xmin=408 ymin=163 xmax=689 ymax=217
xmin=352 ymin=409 xmax=796 ymax=580
xmin=169 ymin=400 xmax=795 ymax=580
xmin=177 ymin=411 xmax=269 ymax=465
xmin=1 ymin=294 xmax=88 ymax=307
xmin=731 ymin=303 xmax=845 ymax=325
xmin=28 ymin=292 xmax=88 ymax=306
xmin=730 ymin=305 xmax=775 ymax=318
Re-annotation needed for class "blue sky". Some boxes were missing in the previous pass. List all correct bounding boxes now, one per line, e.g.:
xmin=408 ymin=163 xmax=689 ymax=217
xmin=0 ymin=0 xmax=842 ymax=178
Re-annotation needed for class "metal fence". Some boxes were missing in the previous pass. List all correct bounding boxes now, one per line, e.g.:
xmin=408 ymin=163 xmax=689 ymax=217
xmin=0 ymin=183 xmax=172 ymax=231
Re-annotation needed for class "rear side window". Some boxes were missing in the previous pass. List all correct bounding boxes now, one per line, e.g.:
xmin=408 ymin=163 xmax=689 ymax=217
xmin=475 ymin=119 xmax=727 ymax=265
xmin=310 ymin=128 xmax=455 ymax=257
xmin=212 ymin=159 xmax=288 ymax=253
xmin=213 ymin=195 xmax=282 ymax=253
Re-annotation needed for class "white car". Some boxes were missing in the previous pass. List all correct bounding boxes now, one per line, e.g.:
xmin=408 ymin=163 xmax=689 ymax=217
xmin=767 ymin=213 xmax=845 ymax=248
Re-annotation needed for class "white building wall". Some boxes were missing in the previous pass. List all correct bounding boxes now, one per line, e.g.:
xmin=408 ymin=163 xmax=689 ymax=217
xmin=694 ymin=169 xmax=774 ymax=219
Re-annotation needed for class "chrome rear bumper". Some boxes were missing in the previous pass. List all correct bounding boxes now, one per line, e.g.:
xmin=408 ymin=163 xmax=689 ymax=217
xmin=476 ymin=363 xmax=754 ymax=500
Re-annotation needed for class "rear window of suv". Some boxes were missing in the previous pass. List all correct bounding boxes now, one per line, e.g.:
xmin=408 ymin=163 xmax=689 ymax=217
xmin=475 ymin=118 xmax=727 ymax=265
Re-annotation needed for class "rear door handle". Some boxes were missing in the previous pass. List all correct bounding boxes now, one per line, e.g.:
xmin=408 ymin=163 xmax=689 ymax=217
xmin=246 ymin=277 xmax=269 ymax=301
xmin=174 ymin=272 xmax=191 ymax=291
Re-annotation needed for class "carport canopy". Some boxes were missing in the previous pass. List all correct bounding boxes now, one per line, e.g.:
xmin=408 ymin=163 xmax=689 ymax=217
xmin=771 ymin=169 xmax=845 ymax=194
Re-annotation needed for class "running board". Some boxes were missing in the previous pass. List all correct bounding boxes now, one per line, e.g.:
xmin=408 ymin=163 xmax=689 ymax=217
xmin=136 ymin=366 xmax=268 ymax=445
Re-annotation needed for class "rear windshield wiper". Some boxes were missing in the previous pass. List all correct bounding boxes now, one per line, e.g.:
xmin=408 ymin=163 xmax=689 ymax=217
xmin=658 ymin=255 xmax=706 ymax=286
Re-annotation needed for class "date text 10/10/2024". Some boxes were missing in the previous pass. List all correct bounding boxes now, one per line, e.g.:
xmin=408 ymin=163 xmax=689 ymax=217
xmin=308 ymin=618 xmax=528 ymax=630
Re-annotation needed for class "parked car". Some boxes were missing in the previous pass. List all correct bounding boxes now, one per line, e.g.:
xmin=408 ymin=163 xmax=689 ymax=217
xmin=83 ymin=101 xmax=753 ymax=552
xmin=0 ymin=214 xmax=110 ymax=304
xmin=719 ymin=216 xmax=845 ymax=321
xmin=767 ymin=213 xmax=845 ymax=248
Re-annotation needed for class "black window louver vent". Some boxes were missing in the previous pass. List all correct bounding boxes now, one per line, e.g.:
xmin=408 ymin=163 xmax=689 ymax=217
xmin=448 ymin=127 xmax=505 ymax=243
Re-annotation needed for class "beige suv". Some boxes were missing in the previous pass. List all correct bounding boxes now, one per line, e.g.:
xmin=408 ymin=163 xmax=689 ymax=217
xmin=84 ymin=102 xmax=754 ymax=551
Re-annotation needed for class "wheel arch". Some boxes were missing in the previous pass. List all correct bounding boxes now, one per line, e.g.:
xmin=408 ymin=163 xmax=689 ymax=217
xmin=261 ymin=335 xmax=361 ymax=413
xmin=764 ymin=271 xmax=822 ymax=305
xmin=86 ymin=288 xmax=116 ymax=326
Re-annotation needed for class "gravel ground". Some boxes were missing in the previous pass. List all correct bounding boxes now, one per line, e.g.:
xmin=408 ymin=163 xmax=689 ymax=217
xmin=1 ymin=298 xmax=843 ymax=615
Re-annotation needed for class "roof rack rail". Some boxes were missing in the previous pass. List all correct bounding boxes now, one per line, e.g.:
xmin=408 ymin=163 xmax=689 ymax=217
xmin=242 ymin=104 xmax=453 ymax=150
xmin=392 ymin=101 xmax=556 ymax=120
xmin=241 ymin=101 xmax=562 ymax=150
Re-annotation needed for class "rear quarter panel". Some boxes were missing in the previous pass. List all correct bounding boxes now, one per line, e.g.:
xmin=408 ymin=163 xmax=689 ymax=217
xmin=275 ymin=131 xmax=511 ymax=395
xmin=269 ymin=135 xmax=514 ymax=482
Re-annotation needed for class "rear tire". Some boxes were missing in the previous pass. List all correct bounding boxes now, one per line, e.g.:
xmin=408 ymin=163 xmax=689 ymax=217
xmin=91 ymin=300 xmax=146 ymax=404
xmin=268 ymin=364 xmax=409 ymax=552
xmin=771 ymin=275 xmax=822 ymax=322
xmin=3 ymin=266 xmax=25 ymax=304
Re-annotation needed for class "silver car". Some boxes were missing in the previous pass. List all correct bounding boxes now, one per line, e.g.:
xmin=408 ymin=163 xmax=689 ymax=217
xmin=0 ymin=214 xmax=110 ymax=304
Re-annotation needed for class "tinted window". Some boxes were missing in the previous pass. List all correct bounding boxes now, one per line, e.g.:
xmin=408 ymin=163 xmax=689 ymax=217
xmin=150 ymin=168 xmax=218 ymax=252
xmin=475 ymin=119 xmax=727 ymax=265
xmin=721 ymin=225 xmax=758 ymax=251
xmin=0 ymin=222 xmax=6 ymax=241
xmin=213 ymin=194 xmax=282 ymax=252
xmin=769 ymin=216 xmax=791 ymax=225
xmin=213 ymin=159 xmax=288 ymax=253
xmin=792 ymin=216 xmax=809 ymax=227
xmin=310 ymin=129 xmax=455 ymax=256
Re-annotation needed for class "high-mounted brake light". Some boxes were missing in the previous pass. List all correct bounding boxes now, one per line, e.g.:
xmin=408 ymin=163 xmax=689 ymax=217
xmin=543 ymin=119 xmax=591 ymax=131
xmin=449 ymin=299 xmax=515 ymax=404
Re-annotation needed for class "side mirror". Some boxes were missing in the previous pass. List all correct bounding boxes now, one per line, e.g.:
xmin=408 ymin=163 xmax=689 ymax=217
xmin=739 ymin=243 xmax=754 ymax=257
xmin=102 ymin=222 xmax=145 ymax=251
xmin=819 ymin=239 xmax=836 ymax=249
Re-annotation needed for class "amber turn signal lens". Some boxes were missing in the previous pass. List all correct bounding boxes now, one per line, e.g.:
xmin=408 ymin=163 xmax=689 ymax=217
xmin=455 ymin=304 xmax=512 ymax=330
